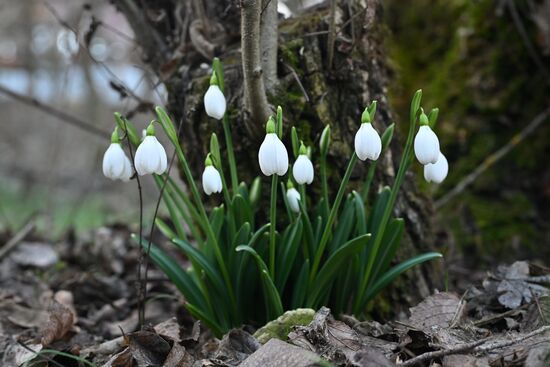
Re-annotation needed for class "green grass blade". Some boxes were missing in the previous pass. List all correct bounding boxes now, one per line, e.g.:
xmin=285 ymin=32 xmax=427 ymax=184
xmin=155 ymin=217 xmax=178 ymax=241
xmin=291 ymin=260 xmax=310 ymax=308
xmin=364 ymin=252 xmax=443 ymax=305
xmin=308 ymin=233 xmax=371 ymax=307
xmin=276 ymin=220 xmax=303 ymax=290
xmin=369 ymin=218 xmax=404 ymax=283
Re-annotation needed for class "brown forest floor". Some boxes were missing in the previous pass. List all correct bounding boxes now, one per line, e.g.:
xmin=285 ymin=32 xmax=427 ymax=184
xmin=0 ymin=226 xmax=549 ymax=367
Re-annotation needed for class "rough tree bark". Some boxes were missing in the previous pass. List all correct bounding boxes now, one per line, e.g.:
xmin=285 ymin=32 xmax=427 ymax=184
xmin=113 ymin=0 xmax=442 ymax=313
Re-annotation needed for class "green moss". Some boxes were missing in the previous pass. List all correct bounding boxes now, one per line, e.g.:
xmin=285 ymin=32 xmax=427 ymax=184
xmin=253 ymin=308 xmax=315 ymax=343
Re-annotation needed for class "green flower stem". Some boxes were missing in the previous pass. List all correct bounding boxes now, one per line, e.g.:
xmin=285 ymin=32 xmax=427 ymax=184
xmin=310 ymin=153 xmax=358 ymax=282
xmin=214 ymin=157 xmax=237 ymax=237
xmin=269 ymin=174 xmax=278 ymax=279
xmin=299 ymin=184 xmax=307 ymax=209
xmin=320 ymin=154 xmax=329 ymax=213
xmin=361 ymin=162 xmax=378 ymax=204
xmin=222 ymin=115 xmax=239 ymax=195
xmin=353 ymin=91 xmax=421 ymax=314
xmin=173 ymin=143 xmax=238 ymax=320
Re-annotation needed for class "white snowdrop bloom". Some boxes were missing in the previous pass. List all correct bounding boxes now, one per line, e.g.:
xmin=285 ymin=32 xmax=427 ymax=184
xmin=134 ymin=127 xmax=167 ymax=175
xmin=424 ymin=152 xmax=448 ymax=184
xmin=354 ymin=122 xmax=382 ymax=161
xmin=293 ymin=154 xmax=314 ymax=185
xmin=202 ymin=165 xmax=222 ymax=195
xmin=102 ymin=143 xmax=133 ymax=181
xmin=414 ymin=125 xmax=440 ymax=165
xmin=286 ymin=187 xmax=301 ymax=213
xmin=204 ymin=84 xmax=226 ymax=120
xmin=258 ymin=133 xmax=289 ymax=176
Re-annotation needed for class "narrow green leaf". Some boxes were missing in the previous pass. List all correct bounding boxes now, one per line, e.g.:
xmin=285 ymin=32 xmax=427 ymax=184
xmin=352 ymin=191 xmax=366 ymax=235
xmin=291 ymin=260 xmax=310 ymax=308
xmin=381 ymin=123 xmax=395 ymax=151
xmin=155 ymin=218 xmax=178 ymax=241
xmin=291 ymin=126 xmax=300 ymax=158
xmin=277 ymin=220 xmax=303 ymax=290
xmin=210 ymin=133 xmax=221 ymax=166
xmin=155 ymin=106 xmax=178 ymax=146
xmin=364 ymin=252 xmax=443 ymax=304
xmin=308 ymin=234 xmax=371 ymax=307
xmin=114 ymin=112 xmax=140 ymax=147
xmin=185 ymin=302 xmax=224 ymax=337
xmin=172 ymin=238 xmax=226 ymax=296
xmin=370 ymin=218 xmax=404 ymax=282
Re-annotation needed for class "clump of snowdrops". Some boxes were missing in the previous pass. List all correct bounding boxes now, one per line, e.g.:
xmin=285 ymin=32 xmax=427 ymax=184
xmin=102 ymin=59 xmax=446 ymax=336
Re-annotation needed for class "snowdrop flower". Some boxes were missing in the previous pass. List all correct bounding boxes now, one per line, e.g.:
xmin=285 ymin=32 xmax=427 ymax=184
xmin=134 ymin=123 xmax=167 ymax=176
xmin=202 ymin=155 xmax=222 ymax=195
xmin=292 ymin=143 xmax=314 ymax=185
xmin=354 ymin=108 xmax=382 ymax=161
xmin=286 ymin=187 xmax=301 ymax=213
xmin=424 ymin=152 xmax=448 ymax=184
xmin=102 ymin=128 xmax=133 ymax=181
xmin=414 ymin=111 xmax=440 ymax=165
xmin=258 ymin=117 xmax=289 ymax=176
xmin=204 ymin=72 xmax=226 ymax=120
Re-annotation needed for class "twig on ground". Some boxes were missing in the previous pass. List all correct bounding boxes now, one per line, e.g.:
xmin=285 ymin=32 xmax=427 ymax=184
xmin=473 ymin=304 xmax=529 ymax=327
xmin=0 ymin=85 xmax=110 ymax=139
xmin=435 ymin=107 xmax=550 ymax=209
xmin=401 ymin=325 xmax=550 ymax=366
xmin=0 ymin=218 xmax=37 ymax=259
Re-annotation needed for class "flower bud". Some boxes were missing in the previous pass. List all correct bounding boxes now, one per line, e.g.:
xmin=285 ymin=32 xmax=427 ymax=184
xmin=414 ymin=125 xmax=440 ymax=165
xmin=319 ymin=125 xmax=331 ymax=157
xmin=354 ymin=122 xmax=382 ymax=161
xmin=134 ymin=123 xmax=168 ymax=175
xmin=286 ymin=187 xmax=301 ymax=213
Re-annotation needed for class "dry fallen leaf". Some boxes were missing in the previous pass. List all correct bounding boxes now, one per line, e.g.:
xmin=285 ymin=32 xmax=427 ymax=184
xmin=41 ymin=300 xmax=75 ymax=346
xmin=408 ymin=292 xmax=465 ymax=331
xmin=125 ymin=328 xmax=172 ymax=367
xmin=240 ymin=339 xmax=322 ymax=367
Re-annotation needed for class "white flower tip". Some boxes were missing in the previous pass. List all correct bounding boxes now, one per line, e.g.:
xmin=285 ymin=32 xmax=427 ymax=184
xmin=354 ymin=123 xmax=382 ymax=161
xmin=202 ymin=166 xmax=222 ymax=195
xmin=204 ymin=85 xmax=226 ymax=120
xmin=286 ymin=188 xmax=301 ymax=213
xmin=424 ymin=152 xmax=448 ymax=184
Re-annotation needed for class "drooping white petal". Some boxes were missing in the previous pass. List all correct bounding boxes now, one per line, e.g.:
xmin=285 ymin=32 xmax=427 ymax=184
xmin=286 ymin=188 xmax=301 ymax=213
xmin=204 ymin=85 xmax=226 ymax=120
xmin=202 ymin=166 xmax=223 ymax=195
xmin=354 ymin=123 xmax=382 ymax=161
xmin=414 ymin=125 xmax=440 ymax=165
xmin=424 ymin=152 xmax=448 ymax=183
xmin=135 ymin=136 xmax=168 ymax=176
xmin=103 ymin=143 xmax=130 ymax=181
xmin=259 ymin=133 xmax=289 ymax=176
xmin=120 ymin=155 xmax=133 ymax=182
xmin=293 ymin=155 xmax=314 ymax=184
xmin=274 ymin=137 xmax=289 ymax=176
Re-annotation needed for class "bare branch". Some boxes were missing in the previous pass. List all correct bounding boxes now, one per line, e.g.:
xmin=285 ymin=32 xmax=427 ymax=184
xmin=241 ymin=0 xmax=272 ymax=134
xmin=0 ymin=84 xmax=110 ymax=139
xmin=435 ymin=107 xmax=550 ymax=209
xmin=260 ymin=0 xmax=279 ymax=90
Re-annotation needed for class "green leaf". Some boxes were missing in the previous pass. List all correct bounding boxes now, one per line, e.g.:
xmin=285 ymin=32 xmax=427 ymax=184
xmin=367 ymin=186 xmax=391 ymax=234
xmin=370 ymin=218 xmax=404 ymax=282
xmin=155 ymin=218 xmax=178 ymax=241
xmin=291 ymin=126 xmax=300 ymax=158
xmin=232 ymin=194 xmax=253 ymax=229
xmin=136 ymin=237 xmax=206 ymax=310
xmin=185 ymin=302 xmax=224 ymax=337
xmin=172 ymin=238 xmax=226 ymax=296
xmin=381 ymin=123 xmax=395 ymax=151
xmin=352 ymin=191 xmax=366 ymax=235
xmin=291 ymin=260 xmax=310 ymax=308
xmin=410 ymin=89 xmax=422 ymax=124
xmin=236 ymin=245 xmax=283 ymax=318
xmin=114 ymin=112 xmax=140 ymax=147
xmin=428 ymin=108 xmax=439 ymax=129
xmin=330 ymin=196 xmax=355 ymax=251
xmin=212 ymin=57 xmax=225 ymax=93
xmin=277 ymin=220 xmax=303 ymax=290
xmin=155 ymin=106 xmax=178 ymax=146
xmin=364 ymin=252 xmax=443 ymax=304
xmin=308 ymin=234 xmax=371 ymax=307
xmin=249 ymin=177 xmax=262 ymax=208
xmin=210 ymin=133 xmax=221 ymax=166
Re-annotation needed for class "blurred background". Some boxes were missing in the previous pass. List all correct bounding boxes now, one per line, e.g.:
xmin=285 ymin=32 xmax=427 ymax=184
xmin=0 ymin=0 xmax=548 ymax=264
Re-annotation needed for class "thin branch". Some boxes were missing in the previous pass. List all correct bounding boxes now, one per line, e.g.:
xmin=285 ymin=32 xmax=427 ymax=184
xmin=402 ymin=325 xmax=550 ymax=366
xmin=506 ymin=0 xmax=550 ymax=86
xmin=0 ymin=84 xmax=110 ymax=139
xmin=435 ymin=107 xmax=550 ymax=209
xmin=260 ymin=0 xmax=279 ymax=91
xmin=0 ymin=218 xmax=36 ymax=259
xmin=241 ymin=0 xmax=272 ymax=134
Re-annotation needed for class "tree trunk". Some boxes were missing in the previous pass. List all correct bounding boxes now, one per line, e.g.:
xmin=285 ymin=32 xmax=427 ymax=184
xmin=114 ymin=0 xmax=442 ymax=313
